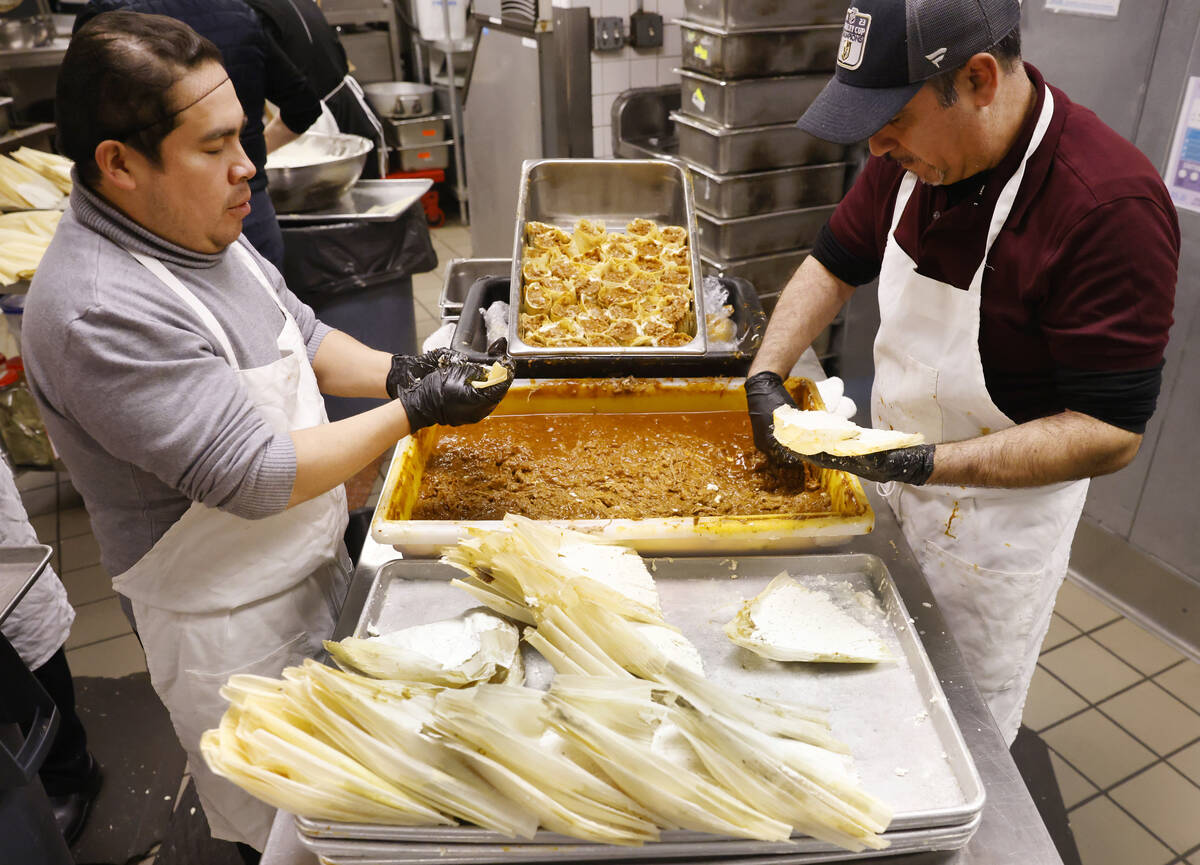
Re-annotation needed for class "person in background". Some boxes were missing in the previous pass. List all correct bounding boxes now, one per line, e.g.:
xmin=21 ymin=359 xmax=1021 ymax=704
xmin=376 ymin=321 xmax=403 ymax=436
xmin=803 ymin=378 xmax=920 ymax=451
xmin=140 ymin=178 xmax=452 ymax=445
xmin=0 ymin=459 xmax=101 ymax=845
xmin=246 ymin=0 xmax=387 ymax=178
xmin=26 ymin=13 xmax=510 ymax=857
xmin=745 ymin=0 xmax=1178 ymax=744
xmin=75 ymin=0 xmax=324 ymax=268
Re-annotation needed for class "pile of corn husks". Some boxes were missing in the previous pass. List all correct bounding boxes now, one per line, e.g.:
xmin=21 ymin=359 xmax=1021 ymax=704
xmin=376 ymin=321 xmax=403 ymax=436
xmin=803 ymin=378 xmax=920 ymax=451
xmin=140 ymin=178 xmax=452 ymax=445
xmin=202 ymin=515 xmax=893 ymax=851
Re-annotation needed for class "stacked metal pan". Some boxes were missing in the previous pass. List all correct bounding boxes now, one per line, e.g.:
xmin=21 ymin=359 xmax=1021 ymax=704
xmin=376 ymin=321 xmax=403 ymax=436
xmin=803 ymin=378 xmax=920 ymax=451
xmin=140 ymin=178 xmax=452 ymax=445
xmin=673 ymin=0 xmax=851 ymax=316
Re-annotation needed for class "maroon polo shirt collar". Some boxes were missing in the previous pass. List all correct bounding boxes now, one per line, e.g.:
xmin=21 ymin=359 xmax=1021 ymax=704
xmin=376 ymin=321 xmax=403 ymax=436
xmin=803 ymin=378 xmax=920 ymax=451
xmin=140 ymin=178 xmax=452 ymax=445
xmin=896 ymin=63 xmax=1063 ymax=290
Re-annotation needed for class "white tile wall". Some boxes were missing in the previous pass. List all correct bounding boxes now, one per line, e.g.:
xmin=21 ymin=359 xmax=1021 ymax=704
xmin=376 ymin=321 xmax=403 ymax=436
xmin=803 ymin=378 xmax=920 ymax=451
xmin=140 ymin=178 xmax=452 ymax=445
xmin=582 ymin=0 xmax=685 ymax=156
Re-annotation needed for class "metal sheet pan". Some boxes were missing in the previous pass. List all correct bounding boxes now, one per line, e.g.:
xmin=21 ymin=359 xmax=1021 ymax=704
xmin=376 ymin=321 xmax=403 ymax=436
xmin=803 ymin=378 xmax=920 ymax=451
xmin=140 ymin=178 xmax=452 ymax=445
xmin=275 ymin=179 xmax=432 ymax=224
xmin=689 ymin=161 xmax=845 ymax=220
xmin=296 ymin=553 xmax=984 ymax=859
xmin=682 ymin=0 xmax=847 ymax=29
xmin=696 ymin=206 xmax=835 ymax=259
xmin=672 ymin=113 xmax=846 ymax=174
xmin=302 ymin=816 xmax=981 ymax=863
xmin=370 ymin=377 xmax=874 ymax=557
xmin=679 ymin=20 xmax=841 ymax=78
xmin=507 ymin=159 xmax=707 ymax=358
xmin=677 ymin=69 xmax=829 ymax=129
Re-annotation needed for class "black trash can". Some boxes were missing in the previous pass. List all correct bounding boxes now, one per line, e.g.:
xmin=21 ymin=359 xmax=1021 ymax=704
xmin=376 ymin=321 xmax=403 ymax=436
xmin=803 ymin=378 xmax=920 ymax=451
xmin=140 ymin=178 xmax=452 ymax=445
xmin=280 ymin=205 xmax=438 ymax=421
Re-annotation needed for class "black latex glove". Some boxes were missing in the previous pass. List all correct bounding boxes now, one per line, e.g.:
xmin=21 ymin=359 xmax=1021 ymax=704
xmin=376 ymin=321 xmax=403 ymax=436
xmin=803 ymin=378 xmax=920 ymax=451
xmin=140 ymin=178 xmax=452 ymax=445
xmin=801 ymin=444 xmax=937 ymax=486
xmin=397 ymin=357 xmax=514 ymax=432
xmin=386 ymin=348 xmax=461 ymax=399
xmin=744 ymin=370 xmax=806 ymax=466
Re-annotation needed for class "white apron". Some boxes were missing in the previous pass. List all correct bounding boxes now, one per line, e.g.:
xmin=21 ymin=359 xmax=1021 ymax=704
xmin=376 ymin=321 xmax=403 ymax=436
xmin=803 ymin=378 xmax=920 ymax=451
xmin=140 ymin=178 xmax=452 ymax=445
xmin=114 ymin=241 xmax=350 ymax=848
xmin=871 ymin=89 xmax=1089 ymax=744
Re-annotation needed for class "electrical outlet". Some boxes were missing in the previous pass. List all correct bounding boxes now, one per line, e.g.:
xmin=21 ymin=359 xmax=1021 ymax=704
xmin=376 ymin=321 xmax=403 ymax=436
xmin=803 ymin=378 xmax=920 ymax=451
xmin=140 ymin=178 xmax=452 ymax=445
xmin=591 ymin=16 xmax=625 ymax=52
xmin=629 ymin=11 xmax=663 ymax=49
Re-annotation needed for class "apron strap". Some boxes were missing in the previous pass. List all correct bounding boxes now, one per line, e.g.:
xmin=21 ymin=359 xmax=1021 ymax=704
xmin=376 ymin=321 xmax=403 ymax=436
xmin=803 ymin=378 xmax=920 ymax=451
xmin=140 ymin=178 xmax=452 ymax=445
xmin=968 ymin=87 xmax=1056 ymax=293
xmin=229 ymin=241 xmax=290 ymax=318
xmin=128 ymin=251 xmax=241 ymax=371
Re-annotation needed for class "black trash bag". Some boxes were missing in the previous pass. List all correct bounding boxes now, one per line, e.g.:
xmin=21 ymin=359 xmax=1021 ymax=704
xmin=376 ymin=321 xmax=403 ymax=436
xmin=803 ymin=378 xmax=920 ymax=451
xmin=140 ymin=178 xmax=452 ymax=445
xmin=280 ymin=205 xmax=437 ymax=303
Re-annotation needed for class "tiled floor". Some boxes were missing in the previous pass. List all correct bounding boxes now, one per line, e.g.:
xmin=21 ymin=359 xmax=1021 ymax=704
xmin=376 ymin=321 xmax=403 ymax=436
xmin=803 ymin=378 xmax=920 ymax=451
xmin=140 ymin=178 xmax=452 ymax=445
xmin=412 ymin=219 xmax=474 ymax=349
xmin=24 ymin=220 xmax=1200 ymax=865
xmin=1033 ymin=582 xmax=1200 ymax=865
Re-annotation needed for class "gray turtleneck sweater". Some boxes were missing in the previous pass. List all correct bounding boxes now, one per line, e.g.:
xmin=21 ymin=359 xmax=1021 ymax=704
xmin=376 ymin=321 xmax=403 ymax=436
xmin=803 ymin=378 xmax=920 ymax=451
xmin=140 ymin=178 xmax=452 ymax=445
xmin=23 ymin=181 xmax=332 ymax=578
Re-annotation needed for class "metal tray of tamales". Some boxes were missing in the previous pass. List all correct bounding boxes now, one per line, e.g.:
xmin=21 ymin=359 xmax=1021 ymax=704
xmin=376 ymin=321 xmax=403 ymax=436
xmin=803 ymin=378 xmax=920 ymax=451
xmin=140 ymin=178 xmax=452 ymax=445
xmin=508 ymin=159 xmax=707 ymax=359
xmin=370 ymin=377 xmax=873 ymax=557
xmin=296 ymin=554 xmax=985 ymax=861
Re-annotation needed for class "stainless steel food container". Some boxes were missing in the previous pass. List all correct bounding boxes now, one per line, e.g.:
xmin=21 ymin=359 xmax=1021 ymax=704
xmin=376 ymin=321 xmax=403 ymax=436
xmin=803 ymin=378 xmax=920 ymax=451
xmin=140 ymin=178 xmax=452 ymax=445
xmin=677 ymin=68 xmax=829 ymax=129
xmin=683 ymin=0 xmax=847 ymax=28
xmin=362 ymin=81 xmax=435 ymax=118
xmin=264 ymin=132 xmax=373 ymax=213
xmin=680 ymin=19 xmax=841 ymax=78
xmin=397 ymin=141 xmax=451 ymax=171
xmin=672 ymin=111 xmax=846 ymax=174
xmin=689 ymin=161 xmax=846 ymax=219
xmin=508 ymin=158 xmax=707 ymax=358
xmin=696 ymin=205 xmax=834 ymax=259
xmin=439 ymin=258 xmax=510 ymax=320
xmin=701 ymin=248 xmax=809 ymax=312
xmin=382 ymin=113 xmax=448 ymax=149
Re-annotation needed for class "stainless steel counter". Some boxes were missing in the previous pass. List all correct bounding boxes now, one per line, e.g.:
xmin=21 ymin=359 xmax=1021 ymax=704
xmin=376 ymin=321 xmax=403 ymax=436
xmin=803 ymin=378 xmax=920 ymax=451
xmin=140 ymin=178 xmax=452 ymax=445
xmin=261 ymin=485 xmax=1064 ymax=865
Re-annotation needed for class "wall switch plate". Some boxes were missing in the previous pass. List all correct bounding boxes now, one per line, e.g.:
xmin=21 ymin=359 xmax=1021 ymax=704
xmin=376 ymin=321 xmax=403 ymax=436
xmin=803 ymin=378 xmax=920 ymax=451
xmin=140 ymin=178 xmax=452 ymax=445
xmin=629 ymin=10 xmax=663 ymax=49
xmin=591 ymin=16 xmax=625 ymax=51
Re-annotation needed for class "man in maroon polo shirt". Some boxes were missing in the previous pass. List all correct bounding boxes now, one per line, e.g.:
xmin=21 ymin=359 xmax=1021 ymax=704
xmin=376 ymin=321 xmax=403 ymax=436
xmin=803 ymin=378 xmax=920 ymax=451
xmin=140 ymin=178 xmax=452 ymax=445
xmin=744 ymin=0 xmax=1178 ymax=744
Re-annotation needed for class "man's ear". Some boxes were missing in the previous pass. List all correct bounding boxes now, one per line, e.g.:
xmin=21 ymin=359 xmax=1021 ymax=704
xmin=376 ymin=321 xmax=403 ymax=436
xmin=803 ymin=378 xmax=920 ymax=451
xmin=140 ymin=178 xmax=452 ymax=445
xmin=93 ymin=140 xmax=139 ymax=191
xmin=964 ymin=52 xmax=1001 ymax=108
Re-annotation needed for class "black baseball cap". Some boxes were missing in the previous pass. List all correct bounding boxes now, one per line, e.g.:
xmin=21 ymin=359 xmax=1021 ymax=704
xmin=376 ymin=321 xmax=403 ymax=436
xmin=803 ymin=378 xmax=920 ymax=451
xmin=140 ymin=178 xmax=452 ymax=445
xmin=797 ymin=0 xmax=1022 ymax=144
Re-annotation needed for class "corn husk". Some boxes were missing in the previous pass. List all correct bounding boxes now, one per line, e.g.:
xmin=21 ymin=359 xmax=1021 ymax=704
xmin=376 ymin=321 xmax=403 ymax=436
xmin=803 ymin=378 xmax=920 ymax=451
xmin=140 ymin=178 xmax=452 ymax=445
xmin=724 ymin=573 xmax=892 ymax=664
xmin=324 ymin=609 xmax=521 ymax=686
xmin=772 ymin=405 xmax=923 ymax=456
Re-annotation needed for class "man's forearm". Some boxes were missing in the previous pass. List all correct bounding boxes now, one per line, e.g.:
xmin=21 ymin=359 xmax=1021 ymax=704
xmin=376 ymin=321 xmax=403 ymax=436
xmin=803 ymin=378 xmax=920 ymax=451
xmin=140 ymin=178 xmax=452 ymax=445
xmin=310 ymin=329 xmax=392 ymax=399
xmin=288 ymin=399 xmax=411 ymax=506
xmin=264 ymin=114 xmax=302 ymax=153
xmin=928 ymin=410 xmax=1142 ymax=488
xmin=749 ymin=256 xmax=856 ymax=378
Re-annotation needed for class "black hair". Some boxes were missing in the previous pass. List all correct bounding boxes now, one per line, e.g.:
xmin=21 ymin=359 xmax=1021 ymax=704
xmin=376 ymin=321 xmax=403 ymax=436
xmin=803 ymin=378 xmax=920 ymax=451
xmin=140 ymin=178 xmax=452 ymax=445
xmin=929 ymin=26 xmax=1023 ymax=108
xmin=55 ymin=11 xmax=223 ymax=186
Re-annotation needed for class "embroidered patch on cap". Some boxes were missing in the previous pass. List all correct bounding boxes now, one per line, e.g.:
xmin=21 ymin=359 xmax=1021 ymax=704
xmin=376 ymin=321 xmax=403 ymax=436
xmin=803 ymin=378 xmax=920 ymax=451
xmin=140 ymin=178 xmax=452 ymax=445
xmin=837 ymin=7 xmax=872 ymax=71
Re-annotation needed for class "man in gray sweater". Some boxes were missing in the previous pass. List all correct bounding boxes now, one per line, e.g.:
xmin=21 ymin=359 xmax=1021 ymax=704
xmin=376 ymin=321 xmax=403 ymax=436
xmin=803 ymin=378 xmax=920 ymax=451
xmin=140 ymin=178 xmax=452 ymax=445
xmin=23 ymin=12 xmax=510 ymax=854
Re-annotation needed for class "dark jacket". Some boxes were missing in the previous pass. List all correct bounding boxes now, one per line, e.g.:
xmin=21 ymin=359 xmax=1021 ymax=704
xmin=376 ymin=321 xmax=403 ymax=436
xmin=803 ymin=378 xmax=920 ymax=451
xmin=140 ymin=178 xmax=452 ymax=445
xmin=244 ymin=0 xmax=348 ymax=99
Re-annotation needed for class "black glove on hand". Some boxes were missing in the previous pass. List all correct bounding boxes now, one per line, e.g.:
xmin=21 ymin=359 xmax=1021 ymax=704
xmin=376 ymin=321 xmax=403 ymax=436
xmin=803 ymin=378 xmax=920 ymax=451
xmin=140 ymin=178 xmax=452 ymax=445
xmin=386 ymin=348 xmax=461 ymax=399
xmin=801 ymin=444 xmax=937 ymax=486
xmin=744 ymin=370 xmax=806 ymax=466
xmin=398 ymin=358 xmax=513 ymax=432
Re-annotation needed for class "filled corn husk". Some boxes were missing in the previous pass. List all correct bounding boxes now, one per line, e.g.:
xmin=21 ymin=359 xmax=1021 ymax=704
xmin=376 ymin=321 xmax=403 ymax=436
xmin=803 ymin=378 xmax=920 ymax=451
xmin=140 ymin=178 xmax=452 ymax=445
xmin=203 ymin=517 xmax=893 ymax=851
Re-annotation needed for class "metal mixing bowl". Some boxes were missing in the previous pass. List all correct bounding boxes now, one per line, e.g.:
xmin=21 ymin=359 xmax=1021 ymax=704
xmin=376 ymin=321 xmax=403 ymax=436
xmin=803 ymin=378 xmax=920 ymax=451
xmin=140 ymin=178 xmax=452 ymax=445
xmin=265 ymin=132 xmax=372 ymax=213
xmin=362 ymin=82 xmax=435 ymax=119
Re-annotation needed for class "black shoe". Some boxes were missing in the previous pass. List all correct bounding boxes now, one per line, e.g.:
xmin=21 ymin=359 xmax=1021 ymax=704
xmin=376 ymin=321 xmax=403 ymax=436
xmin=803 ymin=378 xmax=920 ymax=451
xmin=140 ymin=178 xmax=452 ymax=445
xmin=48 ymin=753 xmax=102 ymax=845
